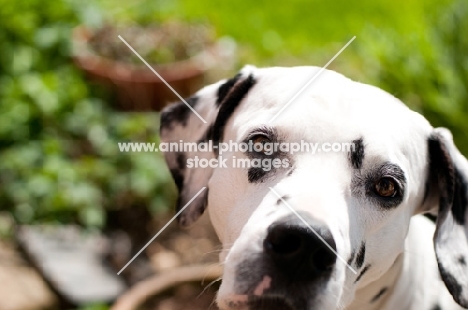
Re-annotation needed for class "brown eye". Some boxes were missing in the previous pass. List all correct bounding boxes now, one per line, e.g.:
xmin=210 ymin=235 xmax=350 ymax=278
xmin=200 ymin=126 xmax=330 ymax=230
xmin=374 ymin=178 xmax=397 ymax=197
xmin=252 ymin=135 xmax=271 ymax=154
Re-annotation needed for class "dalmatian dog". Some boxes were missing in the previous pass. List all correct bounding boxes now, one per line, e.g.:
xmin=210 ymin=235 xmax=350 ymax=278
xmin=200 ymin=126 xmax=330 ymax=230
xmin=160 ymin=65 xmax=468 ymax=310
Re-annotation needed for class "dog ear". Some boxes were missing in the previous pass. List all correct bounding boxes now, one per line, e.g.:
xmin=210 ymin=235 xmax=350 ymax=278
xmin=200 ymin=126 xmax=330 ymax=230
xmin=426 ymin=127 xmax=468 ymax=307
xmin=160 ymin=66 xmax=257 ymax=227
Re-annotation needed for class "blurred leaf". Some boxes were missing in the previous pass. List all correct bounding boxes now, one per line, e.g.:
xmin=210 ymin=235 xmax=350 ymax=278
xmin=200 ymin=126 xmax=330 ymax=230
xmin=0 ymin=0 xmax=175 ymax=229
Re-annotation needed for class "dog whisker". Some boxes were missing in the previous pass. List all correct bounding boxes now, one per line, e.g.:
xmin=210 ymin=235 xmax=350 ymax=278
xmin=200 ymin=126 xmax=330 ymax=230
xmin=201 ymin=262 xmax=224 ymax=285
xmin=197 ymin=277 xmax=223 ymax=299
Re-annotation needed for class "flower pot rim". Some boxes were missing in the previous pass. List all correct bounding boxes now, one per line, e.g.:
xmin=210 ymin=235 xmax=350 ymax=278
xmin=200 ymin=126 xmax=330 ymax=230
xmin=72 ymin=25 xmax=216 ymax=84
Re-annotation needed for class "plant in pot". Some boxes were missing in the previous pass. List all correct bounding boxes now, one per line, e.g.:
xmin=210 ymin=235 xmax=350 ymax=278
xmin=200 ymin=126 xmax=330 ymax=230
xmin=73 ymin=21 xmax=232 ymax=111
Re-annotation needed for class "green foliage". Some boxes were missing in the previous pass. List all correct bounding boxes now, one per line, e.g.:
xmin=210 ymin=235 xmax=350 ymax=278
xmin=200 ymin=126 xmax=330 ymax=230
xmin=0 ymin=0 xmax=176 ymax=228
xmin=122 ymin=0 xmax=450 ymax=64
xmin=357 ymin=0 xmax=468 ymax=155
xmin=77 ymin=303 xmax=109 ymax=310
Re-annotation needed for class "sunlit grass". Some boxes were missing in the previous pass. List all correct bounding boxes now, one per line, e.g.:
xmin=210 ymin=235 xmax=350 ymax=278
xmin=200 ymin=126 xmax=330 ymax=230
xmin=96 ymin=0 xmax=452 ymax=65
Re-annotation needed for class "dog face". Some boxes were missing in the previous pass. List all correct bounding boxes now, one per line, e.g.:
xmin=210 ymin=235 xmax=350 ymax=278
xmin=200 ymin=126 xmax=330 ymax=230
xmin=160 ymin=66 xmax=468 ymax=310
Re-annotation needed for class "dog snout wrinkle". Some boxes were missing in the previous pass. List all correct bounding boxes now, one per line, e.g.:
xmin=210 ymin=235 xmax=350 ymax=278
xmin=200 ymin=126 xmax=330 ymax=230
xmin=264 ymin=220 xmax=337 ymax=280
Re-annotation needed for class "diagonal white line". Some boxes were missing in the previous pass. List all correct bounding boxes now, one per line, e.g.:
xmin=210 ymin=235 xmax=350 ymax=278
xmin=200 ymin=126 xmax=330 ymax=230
xmin=269 ymin=187 xmax=357 ymax=275
xmin=268 ymin=36 xmax=356 ymax=123
xmin=117 ymin=187 xmax=207 ymax=275
xmin=118 ymin=35 xmax=207 ymax=124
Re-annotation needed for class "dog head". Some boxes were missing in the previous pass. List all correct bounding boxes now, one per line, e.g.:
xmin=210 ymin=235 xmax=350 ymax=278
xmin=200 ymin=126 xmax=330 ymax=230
xmin=160 ymin=66 xmax=468 ymax=309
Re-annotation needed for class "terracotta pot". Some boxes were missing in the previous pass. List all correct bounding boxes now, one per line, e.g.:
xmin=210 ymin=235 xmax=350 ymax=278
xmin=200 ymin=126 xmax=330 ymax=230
xmin=72 ymin=26 xmax=221 ymax=111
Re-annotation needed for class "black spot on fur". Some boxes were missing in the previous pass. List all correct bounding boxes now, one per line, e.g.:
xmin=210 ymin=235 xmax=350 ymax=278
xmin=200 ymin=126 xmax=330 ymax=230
xmin=347 ymin=250 xmax=356 ymax=266
xmin=371 ymin=287 xmax=388 ymax=303
xmin=177 ymin=187 xmax=209 ymax=226
xmin=248 ymin=295 xmax=296 ymax=310
xmin=212 ymin=75 xmax=256 ymax=150
xmin=431 ymin=304 xmax=442 ymax=310
xmin=160 ymin=96 xmax=199 ymax=129
xmin=429 ymin=134 xmax=468 ymax=307
xmin=423 ymin=173 xmax=435 ymax=206
xmin=424 ymin=213 xmax=437 ymax=223
xmin=355 ymin=264 xmax=370 ymax=283
xmin=197 ymin=124 xmax=214 ymax=144
xmin=437 ymin=263 xmax=463 ymax=305
xmin=349 ymin=138 xmax=365 ymax=169
xmin=170 ymin=168 xmax=184 ymax=191
xmin=276 ymin=196 xmax=289 ymax=205
xmin=427 ymin=134 xmax=455 ymax=216
xmin=248 ymin=167 xmax=268 ymax=183
xmin=355 ymin=242 xmax=366 ymax=268
xmin=176 ymin=153 xmax=186 ymax=170
xmin=287 ymin=168 xmax=295 ymax=176
xmin=169 ymin=154 xmax=186 ymax=198
xmin=217 ymin=74 xmax=241 ymax=106
xmin=453 ymin=168 xmax=467 ymax=225
xmin=459 ymin=255 xmax=467 ymax=266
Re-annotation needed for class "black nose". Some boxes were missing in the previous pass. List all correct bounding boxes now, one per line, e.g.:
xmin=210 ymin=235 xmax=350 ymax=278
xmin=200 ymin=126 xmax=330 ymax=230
xmin=263 ymin=220 xmax=337 ymax=279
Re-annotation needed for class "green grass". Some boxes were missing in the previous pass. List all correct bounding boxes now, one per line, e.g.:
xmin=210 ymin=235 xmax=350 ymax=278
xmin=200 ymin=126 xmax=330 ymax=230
xmin=97 ymin=0 xmax=452 ymax=64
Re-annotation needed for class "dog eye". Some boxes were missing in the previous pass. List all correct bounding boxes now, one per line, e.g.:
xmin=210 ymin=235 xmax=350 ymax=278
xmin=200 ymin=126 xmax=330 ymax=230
xmin=251 ymin=135 xmax=271 ymax=154
xmin=374 ymin=178 xmax=398 ymax=197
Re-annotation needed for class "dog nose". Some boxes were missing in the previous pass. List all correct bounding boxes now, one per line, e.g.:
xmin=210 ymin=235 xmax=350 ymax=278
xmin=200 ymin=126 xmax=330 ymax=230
xmin=263 ymin=221 xmax=337 ymax=278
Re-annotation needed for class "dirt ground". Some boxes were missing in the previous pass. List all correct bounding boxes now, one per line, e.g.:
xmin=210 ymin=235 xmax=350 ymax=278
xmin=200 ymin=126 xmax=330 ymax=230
xmin=0 ymin=208 xmax=223 ymax=310
xmin=124 ymin=211 xmax=222 ymax=310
